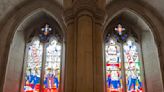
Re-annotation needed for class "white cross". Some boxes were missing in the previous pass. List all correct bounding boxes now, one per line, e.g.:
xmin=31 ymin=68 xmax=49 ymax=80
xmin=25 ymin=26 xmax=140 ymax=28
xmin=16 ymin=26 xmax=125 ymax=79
xmin=115 ymin=24 xmax=125 ymax=35
xmin=41 ymin=24 xmax=52 ymax=35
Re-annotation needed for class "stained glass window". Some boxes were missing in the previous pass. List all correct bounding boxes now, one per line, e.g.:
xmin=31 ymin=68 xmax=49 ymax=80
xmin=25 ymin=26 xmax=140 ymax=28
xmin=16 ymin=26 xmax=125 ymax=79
xmin=23 ymin=24 xmax=62 ymax=92
xmin=105 ymin=24 xmax=144 ymax=92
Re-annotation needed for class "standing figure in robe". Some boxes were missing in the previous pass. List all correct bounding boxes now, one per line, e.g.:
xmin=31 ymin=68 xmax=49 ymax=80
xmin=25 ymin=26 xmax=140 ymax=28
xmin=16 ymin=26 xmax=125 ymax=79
xmin=33 ymin=68 xmax=40 ymax=91
xmin=128 ymin=70 xmax=138 ymax=91
xmin=24 ymin=69 xmax=34 ymax=91
xmin=110 ymin=71 xmax=121 ymax=90
xmin=107 ymin=72 xmax=111 ymax=88
xmin=44 ymin=70 xmax=55 ymax=91
xmin=54 ymin=69 xmax=59 ymax=89
xmin=44 ymin=68 xmax=60 ymax=92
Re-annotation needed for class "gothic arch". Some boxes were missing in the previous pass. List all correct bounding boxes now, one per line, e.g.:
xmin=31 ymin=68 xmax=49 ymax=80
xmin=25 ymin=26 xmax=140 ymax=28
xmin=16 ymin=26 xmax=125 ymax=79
xmin=103 ymin=1 xmax=164 ymax=91
xmin=0 ymin=0 xmax=66 ymax=92
xmin=105 ymin=0 xmax=164 ymax=45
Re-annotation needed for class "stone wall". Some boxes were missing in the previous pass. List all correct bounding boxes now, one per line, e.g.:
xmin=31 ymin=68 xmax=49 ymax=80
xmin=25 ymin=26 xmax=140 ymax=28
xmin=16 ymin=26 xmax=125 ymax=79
xmin=0 ymin=0 xmax=63 ymax=21
xmin=106 ymin=0 xmax=164 ymax=19
xmin=0 ymin=0 xmax=23 ymax=20
xmin=143 ymin=0 xmax=164 ymax=18
xmin=3 ymin=29 xmax=25 ymax=92
xmin=0 ymin=0 xmax=163 ymax=27
xmin=142 ymin=31 xmax=164 ymax=92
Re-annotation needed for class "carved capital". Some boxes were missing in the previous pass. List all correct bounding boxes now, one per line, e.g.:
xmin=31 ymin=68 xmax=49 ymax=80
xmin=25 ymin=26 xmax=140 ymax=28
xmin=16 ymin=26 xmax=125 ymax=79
xmin=63 ymin=0 xmax=105 ymax=25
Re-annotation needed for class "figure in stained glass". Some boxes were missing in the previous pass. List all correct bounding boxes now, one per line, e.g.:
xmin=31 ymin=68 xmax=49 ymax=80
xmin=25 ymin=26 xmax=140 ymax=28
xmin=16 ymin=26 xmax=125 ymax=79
xmin=111 ymin=71 xmax=121 ymax=89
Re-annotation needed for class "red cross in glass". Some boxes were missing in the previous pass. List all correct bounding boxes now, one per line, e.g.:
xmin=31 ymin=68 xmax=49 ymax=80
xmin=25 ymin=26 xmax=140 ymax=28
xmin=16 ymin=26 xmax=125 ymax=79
xmin=115 ymin=24 xmax=125 ymax=35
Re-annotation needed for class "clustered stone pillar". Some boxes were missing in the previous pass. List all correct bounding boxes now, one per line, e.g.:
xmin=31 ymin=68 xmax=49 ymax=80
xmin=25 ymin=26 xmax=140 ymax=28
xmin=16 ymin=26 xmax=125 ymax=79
xmin=64 ymin=0 xmax=105 ymax=92
xmin=77 ymin=15 xmax=93 ymax=92
xmin=93 ymin=23 xmax=104 ymax=92
xmin=64 ymin=19 xmax=76 ymax=92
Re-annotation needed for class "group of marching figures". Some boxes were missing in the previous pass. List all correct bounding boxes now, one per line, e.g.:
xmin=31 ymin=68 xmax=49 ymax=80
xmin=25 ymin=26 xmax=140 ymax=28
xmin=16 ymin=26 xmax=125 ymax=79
xmin=24 ymin=69 xmax=59 ymax=92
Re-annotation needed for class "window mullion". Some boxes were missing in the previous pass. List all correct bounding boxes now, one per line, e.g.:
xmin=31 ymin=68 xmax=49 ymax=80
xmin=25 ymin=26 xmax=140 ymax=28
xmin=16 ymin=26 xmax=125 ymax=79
xmin=121 ymin=43 xmax=127 ymax=92
xmin=40 ymin=43 xmax=46 ymax=92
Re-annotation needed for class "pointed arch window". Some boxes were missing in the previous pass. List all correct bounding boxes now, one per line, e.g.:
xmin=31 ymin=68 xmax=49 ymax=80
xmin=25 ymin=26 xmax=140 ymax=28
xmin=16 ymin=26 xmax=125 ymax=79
xmin=23 ymin=24 xmax=63 ymax=92
xmin=105 ymin=24 xmax=144 ymax=92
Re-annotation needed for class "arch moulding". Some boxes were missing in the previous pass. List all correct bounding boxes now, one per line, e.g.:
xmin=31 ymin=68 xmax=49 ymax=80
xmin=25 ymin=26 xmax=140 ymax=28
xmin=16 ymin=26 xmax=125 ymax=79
xmin=103 ymin=0 xmax=164 ymax=89
xmin=0 ymin=0 xmax=66 ymax=91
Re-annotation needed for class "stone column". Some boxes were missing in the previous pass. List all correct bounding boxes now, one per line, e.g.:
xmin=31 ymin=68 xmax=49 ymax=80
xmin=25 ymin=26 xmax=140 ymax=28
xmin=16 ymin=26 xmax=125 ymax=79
xmin=64 ymin=11 xmax=76 ymax=92
xmin=76 ymin=14 xmax=93 ymax=92
xmin=64 ymin=0 xmax=105 ymax=92
xmin=93 ymin=23 xmax=104 ymax=92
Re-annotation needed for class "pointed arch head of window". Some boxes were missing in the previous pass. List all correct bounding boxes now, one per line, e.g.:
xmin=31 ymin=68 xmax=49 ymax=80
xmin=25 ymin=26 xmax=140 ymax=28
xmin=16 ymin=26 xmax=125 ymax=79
xmin=104 ymin=24 xmax=144 ymax=92
xmin=22 ymin=13 xmax=64 ymax=92
xmin=105 ymin=24 xmax=138 ymax=43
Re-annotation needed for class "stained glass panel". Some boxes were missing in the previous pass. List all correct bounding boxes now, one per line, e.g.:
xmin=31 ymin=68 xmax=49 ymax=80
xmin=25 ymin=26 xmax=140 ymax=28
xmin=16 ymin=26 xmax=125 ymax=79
xmin=39 ymin=24 xmax=52 ymax=42
xmin=123 ymin=39 xmax=143 ymax=92
xmin=24 ymin=39 xmax=43 ymax=92
xmin=43 ymin=39 xmax=61 ymax=92
xmin=105 ymin=39 xmax=123 ymax=92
